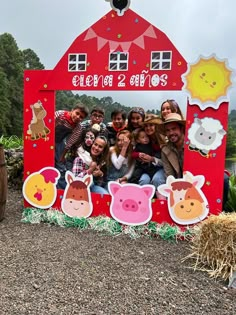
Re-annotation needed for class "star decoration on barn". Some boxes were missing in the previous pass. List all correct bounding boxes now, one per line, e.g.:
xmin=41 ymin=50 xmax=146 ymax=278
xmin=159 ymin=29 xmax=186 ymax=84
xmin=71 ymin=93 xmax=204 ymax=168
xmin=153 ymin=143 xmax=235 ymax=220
xmin=182 ymin=54 xmax=234 ymax=110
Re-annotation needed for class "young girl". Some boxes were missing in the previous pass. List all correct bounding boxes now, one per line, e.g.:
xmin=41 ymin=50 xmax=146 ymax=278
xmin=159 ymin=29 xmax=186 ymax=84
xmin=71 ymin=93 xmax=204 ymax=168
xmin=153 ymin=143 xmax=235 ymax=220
xmin=138 ymin=114 xmax=166 ymax=199
xmin=72 ymin=127 xmax=98 ymax=178
xmin=89 ymin=136 xmax=110 ymax=194
xmin=127 ymin=107 xmax=145 ymax=132
xmin=72 ymin=135 xmax=109 ymax=194
xmin=129 ymin=128 xmax=162 ymax=184
xmin=160 ymin=99 xmax=185 ymax=121
xmin=105 ymin=130 xmax=134 ymax=187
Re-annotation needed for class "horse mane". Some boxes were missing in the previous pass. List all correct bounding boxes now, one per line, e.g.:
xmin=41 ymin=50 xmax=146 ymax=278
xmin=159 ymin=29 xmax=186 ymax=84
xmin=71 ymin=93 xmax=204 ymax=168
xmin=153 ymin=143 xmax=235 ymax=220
xmin=171 ymin=181 xmax=192 ymax=191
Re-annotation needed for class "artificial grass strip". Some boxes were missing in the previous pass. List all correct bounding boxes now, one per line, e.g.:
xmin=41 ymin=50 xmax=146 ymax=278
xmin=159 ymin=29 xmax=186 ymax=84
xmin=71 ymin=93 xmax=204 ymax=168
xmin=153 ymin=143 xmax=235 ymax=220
xmin=22 ymin=207 xmax=195 ymax=241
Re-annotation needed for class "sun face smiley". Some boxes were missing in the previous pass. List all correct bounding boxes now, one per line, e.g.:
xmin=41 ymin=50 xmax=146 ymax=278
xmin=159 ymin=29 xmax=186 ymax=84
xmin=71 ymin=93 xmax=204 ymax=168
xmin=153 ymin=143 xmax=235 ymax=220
xmin=182 ymin=55 xmax=233 ymax=110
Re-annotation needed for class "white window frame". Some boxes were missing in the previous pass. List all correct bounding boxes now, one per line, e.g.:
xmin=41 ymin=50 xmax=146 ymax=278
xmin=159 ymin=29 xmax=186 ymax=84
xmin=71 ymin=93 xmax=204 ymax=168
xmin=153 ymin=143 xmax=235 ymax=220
xmin=150 ymin=51 xmax=172 ymax=70
xmin=68 ymin=53 xmax=87 ymax=72
xmin=109 ymin=52 xmax=129 ymax=71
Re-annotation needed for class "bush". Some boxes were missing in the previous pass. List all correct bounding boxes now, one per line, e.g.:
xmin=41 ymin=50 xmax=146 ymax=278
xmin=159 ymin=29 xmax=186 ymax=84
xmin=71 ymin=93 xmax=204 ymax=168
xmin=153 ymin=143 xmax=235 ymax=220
xmin=0 ymin=136 xmax=23 ymax=189
xmin=0 ymin=135 xmax=23 ymax=149
xmin=225 ymin=174 xmax=236 ymax=212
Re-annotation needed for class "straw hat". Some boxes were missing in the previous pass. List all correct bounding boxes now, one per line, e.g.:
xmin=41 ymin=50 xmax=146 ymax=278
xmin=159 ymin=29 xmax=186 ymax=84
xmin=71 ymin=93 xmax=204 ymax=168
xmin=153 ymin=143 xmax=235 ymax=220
xmin=158 ymin=113 xmax=186 ymax=134
xmin=142 ymin=114 xmax=162 ymax=125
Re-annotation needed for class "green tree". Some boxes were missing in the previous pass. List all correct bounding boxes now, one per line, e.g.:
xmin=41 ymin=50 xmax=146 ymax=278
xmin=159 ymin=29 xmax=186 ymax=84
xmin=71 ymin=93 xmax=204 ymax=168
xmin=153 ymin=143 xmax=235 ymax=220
xmin=0 ymin=33 xmax=45 ymax=136
xmin=229 ymin=109 xmax=236 ymax=129
xmin=100 ymin=96 xmax=113 ymax=107
xmin=56 ymin=91 xmax=78 ymax=110
xmin=226 ymin=126 xmax=236 ymax=157
xmin=79 ymin=94 xmax=98 ymax=112
xmin=0 ymin=68 xmax=11 ymax=135
xmin=22 ymin=48 xmax=44 ymax=69
xmin=0 ymin=33 xmax=24 ymax=136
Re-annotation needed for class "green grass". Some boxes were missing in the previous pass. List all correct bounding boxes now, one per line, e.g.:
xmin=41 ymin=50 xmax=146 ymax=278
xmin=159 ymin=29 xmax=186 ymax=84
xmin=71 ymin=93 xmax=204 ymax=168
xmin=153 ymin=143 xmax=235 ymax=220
xmin=0 ymin=135 xmax=23 ymax=149
xmin=225 ymin=174 xmax=236 ymax=212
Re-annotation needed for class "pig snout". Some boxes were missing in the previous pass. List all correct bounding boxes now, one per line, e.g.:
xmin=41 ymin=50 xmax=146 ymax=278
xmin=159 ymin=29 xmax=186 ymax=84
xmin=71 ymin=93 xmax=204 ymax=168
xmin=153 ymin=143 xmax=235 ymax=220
xmin=122 ymin=199 xmax=138 ymax=212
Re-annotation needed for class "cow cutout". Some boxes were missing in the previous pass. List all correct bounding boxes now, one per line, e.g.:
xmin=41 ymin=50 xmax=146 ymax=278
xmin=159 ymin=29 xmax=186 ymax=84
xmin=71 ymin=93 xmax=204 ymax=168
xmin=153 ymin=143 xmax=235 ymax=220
xmin=158 ymin=171 xmax=209 ymax=225
xmin=61 ymin=172 xmax=93 ymax=218
xmin=23 ymin=167 xmax=60 ymax=209
xmin=27 ymin=100 xmax=50 ymax=140
xmin=188 ymin=117 xmax=226 ymax=157
xmin=108 ymin=182 xmax=155 ymax=226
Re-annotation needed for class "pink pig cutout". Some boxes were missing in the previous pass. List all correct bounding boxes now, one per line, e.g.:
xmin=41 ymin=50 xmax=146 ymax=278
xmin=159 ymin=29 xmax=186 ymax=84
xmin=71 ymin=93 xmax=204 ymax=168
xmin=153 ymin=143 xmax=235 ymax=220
xmin=108 ymin=182 xmax=155 ymax=226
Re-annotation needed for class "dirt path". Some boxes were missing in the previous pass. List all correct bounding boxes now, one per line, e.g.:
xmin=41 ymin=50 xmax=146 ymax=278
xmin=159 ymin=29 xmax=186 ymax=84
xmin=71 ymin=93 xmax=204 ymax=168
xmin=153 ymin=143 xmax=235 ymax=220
xmin=0 ymin=188 xmax=235 ymax=315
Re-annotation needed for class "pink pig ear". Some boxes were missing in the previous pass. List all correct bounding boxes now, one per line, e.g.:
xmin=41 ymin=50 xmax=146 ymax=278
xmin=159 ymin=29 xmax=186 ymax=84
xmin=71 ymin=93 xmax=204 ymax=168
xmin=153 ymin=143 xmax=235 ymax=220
xmin=142 ymin=186 xmax=155 ymax=198
xmin=108 ymin=182 xmax=121 ymax=196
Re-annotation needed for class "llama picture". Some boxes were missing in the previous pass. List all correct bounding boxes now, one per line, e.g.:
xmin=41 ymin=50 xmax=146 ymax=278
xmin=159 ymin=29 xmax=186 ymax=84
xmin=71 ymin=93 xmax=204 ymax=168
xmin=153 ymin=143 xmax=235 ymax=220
xmin=27 ymin=100 xmax=50 ymax=140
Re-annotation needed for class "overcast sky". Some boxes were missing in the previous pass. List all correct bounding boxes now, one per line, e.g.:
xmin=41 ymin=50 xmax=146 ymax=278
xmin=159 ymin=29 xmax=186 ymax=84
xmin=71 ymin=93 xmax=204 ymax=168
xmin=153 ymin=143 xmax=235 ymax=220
xmin=1 ymin=0 xmax=236 ymax=113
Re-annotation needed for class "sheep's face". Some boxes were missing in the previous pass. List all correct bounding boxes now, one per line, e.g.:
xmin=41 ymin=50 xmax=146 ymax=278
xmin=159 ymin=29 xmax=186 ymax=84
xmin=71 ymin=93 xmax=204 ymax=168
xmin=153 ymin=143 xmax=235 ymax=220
xmin=194 ymin=126 xmax=216 ymax=146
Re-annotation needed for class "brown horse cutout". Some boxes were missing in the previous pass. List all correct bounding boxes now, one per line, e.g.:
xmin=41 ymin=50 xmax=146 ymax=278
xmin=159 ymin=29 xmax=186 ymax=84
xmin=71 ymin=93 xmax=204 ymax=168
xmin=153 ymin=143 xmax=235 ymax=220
xmin=61 ymin=172 xmax=93 ymax=218
xmin=27 ymin=100 xmax=50 ymax=140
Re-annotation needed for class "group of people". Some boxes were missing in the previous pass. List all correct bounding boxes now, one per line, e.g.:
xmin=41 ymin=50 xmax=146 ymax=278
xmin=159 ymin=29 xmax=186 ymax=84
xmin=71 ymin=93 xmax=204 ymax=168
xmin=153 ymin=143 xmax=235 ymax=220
xmin=54 ymin=99 xmax=188 ymax=199
xmin=55 ymin=99 xmax=229 ymax=205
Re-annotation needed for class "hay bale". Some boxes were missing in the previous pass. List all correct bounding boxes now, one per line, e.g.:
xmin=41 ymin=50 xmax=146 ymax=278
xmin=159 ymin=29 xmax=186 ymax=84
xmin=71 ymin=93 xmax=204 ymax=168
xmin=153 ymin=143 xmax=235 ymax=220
xmin=186 ymin=213 xmax=236 ymax=280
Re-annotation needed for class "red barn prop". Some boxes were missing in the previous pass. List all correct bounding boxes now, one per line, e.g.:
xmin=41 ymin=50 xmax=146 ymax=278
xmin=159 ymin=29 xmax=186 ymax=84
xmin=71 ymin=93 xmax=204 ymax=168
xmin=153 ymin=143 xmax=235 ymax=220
xmin=23 ymin=3 xmax=233 ymax=227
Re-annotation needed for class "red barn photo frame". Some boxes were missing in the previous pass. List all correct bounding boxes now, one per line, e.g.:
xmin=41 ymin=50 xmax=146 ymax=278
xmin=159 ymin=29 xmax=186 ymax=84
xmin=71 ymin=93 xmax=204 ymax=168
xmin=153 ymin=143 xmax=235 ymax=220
xmin=23 ymin=7 xmax=232 ymax=226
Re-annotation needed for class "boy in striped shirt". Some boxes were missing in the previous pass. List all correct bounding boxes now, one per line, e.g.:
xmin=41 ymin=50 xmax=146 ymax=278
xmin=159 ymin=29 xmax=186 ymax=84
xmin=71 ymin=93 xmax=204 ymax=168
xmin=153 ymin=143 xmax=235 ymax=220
xmin=55 ymin=102 xmax=89 ymax=188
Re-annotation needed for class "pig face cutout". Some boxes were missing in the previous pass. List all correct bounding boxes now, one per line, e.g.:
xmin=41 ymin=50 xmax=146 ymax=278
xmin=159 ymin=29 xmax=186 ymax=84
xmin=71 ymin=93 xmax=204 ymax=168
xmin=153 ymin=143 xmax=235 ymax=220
xmin=108 ymin=182 xmax=155 ymax=225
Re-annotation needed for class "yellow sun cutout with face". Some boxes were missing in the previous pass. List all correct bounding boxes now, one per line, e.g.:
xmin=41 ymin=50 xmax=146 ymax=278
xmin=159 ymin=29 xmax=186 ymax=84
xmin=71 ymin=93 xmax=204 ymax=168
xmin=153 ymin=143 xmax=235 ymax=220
xmin=182 ymin=55 xmax=233 ymax=110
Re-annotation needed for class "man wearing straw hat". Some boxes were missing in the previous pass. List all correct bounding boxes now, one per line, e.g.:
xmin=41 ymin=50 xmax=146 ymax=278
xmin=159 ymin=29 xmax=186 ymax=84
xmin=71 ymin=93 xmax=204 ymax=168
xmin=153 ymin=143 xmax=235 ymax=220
xmin=158 ymin=113 xmax=186 ymax=179
xmin=159 ymin=113 xmax=230 ymax=209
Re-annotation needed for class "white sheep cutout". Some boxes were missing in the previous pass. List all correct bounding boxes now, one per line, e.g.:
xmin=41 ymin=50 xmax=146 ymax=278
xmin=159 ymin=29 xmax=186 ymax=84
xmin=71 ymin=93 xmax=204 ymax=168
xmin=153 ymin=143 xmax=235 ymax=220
xmin=188 ymin=117 xmax=226 ymax=157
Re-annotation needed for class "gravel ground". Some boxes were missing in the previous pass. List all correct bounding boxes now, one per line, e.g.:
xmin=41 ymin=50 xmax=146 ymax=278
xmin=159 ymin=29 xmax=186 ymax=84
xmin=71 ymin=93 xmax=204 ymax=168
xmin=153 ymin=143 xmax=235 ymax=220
xmin=0 ymin=188 xmax=236 ymax=315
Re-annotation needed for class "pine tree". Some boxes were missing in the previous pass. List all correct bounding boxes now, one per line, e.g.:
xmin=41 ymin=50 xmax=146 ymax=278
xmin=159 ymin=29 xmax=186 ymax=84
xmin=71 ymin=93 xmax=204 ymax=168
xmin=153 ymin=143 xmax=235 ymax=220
xmin=0 ymin=33 xmax=24 ymax=136
xmin=22 ymin=48 xmax=44 ymax=69
xmin=0 ymin=68 xmax=11 ymax=135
